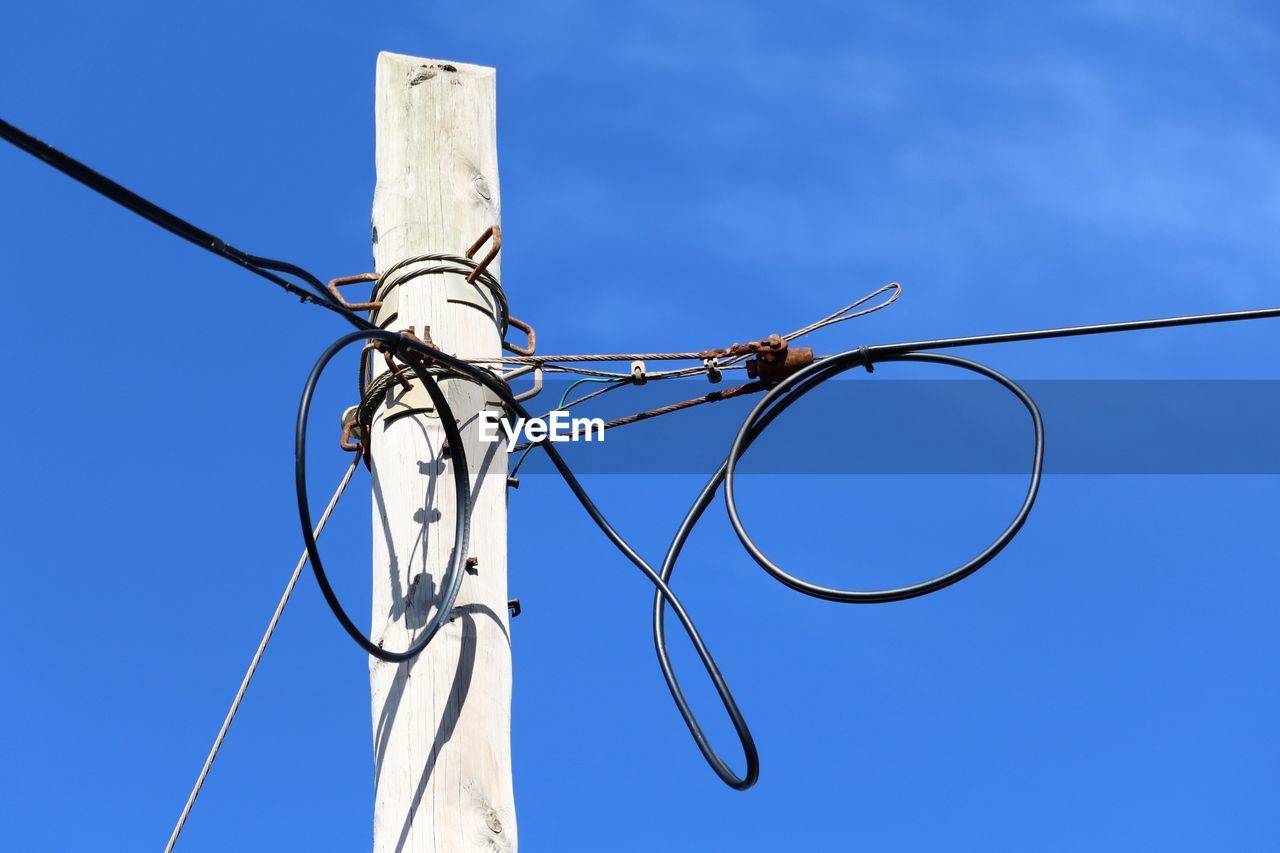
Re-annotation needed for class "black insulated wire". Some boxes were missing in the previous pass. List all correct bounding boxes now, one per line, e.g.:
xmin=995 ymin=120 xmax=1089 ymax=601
xmin=723 ymin=350 xmax=1043 ymax=603
xmin=12 ymin=113 xmax=1277 ymax=792
xmin=0 ymin=117 xmax=374 ymax=331
xmin=297 ymin=332 xmax=761 ymax=788
xmin=648 ymin=350 xmax=1042 ymax=787
xmin=298 ymin=331 xmax=1047 ymax=791
xmin=298 ymin=306 xmax=1280 ymax=786
xmin=296 ymin=329 xmax=471 ymax=662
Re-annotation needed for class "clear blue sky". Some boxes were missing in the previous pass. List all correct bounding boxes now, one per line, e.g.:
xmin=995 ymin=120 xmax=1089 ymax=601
xmin=2 ymin=1 xmax=1278 ymax=850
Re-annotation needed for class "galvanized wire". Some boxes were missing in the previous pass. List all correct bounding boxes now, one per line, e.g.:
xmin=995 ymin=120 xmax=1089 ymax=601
xmin=165 ymin=457 xmax=360 ymax=853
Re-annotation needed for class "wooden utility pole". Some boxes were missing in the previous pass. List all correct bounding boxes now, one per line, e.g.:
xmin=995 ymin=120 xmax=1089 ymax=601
xmin=369 ymin=52 xmax=515 ymax=852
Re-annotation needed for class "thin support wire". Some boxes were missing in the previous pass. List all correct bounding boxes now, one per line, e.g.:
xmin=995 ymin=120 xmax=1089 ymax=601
xmin=164 ymin=457 xmax=360 ymax=853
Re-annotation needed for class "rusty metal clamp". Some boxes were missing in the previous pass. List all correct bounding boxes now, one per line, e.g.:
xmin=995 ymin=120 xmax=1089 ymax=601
xmin=503 ymin=315 xmax=536 ymax=356
xmin=327 ymin=272 xmax=382 ymax=311
xmin=746 ymin=343 xmax=814 ymax=383
xmin=464 ymin=224 xmax=501 ymax=284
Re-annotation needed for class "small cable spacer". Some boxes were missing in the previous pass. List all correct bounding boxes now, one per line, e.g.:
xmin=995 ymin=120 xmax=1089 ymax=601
xmin=703 ymin=357 xmax=723 ymax=384
xmin=858 ymin=346 xmax=875 ymax=373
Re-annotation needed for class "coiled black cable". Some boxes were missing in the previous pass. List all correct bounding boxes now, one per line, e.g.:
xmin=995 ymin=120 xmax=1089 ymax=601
xmin=723 ymin=350 xmax=1043 ymax=603
xmin=296 ymin=331 xmax=1044 ymax=789
xmin=649 ymin=349 xmax=1042 ymax=787
xmin=296 ymin=329 xmax=471 ymax=662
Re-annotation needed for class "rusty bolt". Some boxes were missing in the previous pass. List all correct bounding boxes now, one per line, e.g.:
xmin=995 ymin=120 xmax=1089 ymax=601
xmin=465 ymin=557 xmax=479 ymax=574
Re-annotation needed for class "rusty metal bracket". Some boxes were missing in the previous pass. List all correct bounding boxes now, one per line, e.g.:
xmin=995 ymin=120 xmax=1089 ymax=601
xmin=382 ymin=349 xmax=413 ymax=392
xmin=327 ymin=272 xmax=381 ymax=312
xmin=370 ymin=338 xmax=414 ymax=393
xmin=464 ymin=224 xmax=501 ymax=284
xmin=503 ymin=315 xmax=536 ymax=356
xmin=396 ymin=326 xmax=436 ymax=366
xmin=369 ymin=326 xmax=439 ymax=395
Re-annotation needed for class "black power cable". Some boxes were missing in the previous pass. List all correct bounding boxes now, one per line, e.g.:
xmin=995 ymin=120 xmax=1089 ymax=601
xmin=7 ymin=112 xmax=1280 ymax=791
xmin=298 ymin=305 xmax=1278 ymax=789
xmin=296 ymin=330 xmax=471 ymax=661
xmin=645 ymin=350 xmax=1043 ymax=787
xmin=297 ymin=332 xmax=1047 ymax=790
xmin=0 ymin=117 xmax=374 ymax=331
xmin=722 ymin=350 xmax=1042 ymax=603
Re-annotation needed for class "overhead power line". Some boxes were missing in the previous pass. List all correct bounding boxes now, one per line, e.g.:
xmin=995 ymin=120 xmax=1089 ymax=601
xmin=5 ymin=111 xmax=1280 ymax=815
xmin=0 ymin=118 xmax=373 ymax=330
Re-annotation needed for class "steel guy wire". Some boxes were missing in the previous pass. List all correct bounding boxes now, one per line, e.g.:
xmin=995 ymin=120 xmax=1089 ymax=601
xmin=165 ymin=456 xmax=360 ymax=853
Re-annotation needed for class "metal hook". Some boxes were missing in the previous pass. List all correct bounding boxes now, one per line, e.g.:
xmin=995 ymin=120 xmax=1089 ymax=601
xmin=513 ymin=365 xmax=543 ymax=403
xmin=503 ymin=315 xmax=536 ymax=356
xmin=464 ymin=224 xmax=501 ymax=284
xmin=327 ymin=272 xmax=382 ymax=311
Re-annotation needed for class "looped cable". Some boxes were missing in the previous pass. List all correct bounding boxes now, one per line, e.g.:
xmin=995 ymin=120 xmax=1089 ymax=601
xmin=303 ymin=326 xmax=1044 ymax=792
xmin=296 ymin=329 xmax=473 ymax=663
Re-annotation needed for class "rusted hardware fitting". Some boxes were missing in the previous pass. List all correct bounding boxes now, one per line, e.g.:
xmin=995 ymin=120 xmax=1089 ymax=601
xmin=746 ymin=344 xmax=814 ymax=383
xmin=698 ymin=332 xmax=788 ymax=361
xmin=508 ymin=598 xmax=521 ymax=618
xmin=369 ymin=326 xmax=436 ymax=393
xmin=465 ymin=556 xmax=479 ymax=574
xmin=631 ymin=360 xmax=647 ymax=385
xmin=507 ymin=476 xmax=520 ymax=489
xmin=395 ymin=326 xmax=436 ymax=368
xmin=465 ymin=224 xmax=501 ymax=284
xmin=339 ymin=406 xmax=364 ymax=453
xmin=382 ymin=349 xmax=414 ymax=392
xmin=503 ymin=315 xmax=536 ymax=356
xmin=327 ymin=272 xmax=382 ymax=311
xmin=698 ymin=333 xmax=815 ymax=384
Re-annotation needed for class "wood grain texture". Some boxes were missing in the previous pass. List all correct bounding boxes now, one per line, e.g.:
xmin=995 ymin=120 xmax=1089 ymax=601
xmin=370 ymin=52 xmax=515 ymax=853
